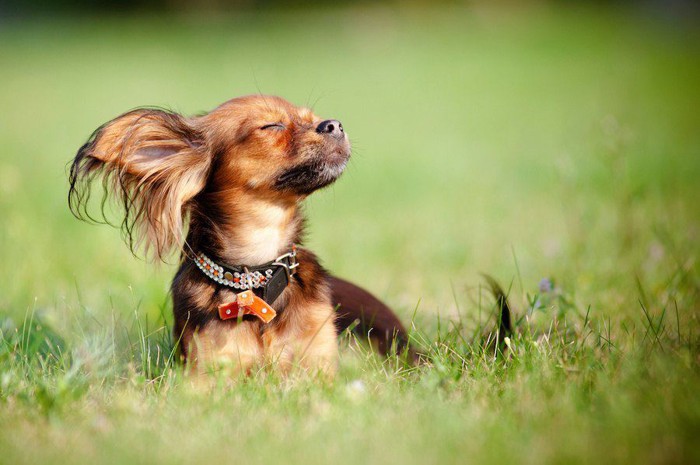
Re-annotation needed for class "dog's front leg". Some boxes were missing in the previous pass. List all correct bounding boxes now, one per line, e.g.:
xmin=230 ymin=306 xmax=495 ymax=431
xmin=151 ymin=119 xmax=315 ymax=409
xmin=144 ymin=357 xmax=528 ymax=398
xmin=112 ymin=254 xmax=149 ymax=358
xmin=262 ymin=303 xmax=338 ymax=378
xmin=187 ymin=321 xmax=265 ymax=377
xmin=296 ymin=311 xmax=338 ymax=378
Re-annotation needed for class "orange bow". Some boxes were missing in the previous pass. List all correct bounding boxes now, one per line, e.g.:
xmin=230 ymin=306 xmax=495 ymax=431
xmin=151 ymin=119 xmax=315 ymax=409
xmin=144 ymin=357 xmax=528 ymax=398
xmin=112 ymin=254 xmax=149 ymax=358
xmin=218 ymin=291 xmax=277 ymax=323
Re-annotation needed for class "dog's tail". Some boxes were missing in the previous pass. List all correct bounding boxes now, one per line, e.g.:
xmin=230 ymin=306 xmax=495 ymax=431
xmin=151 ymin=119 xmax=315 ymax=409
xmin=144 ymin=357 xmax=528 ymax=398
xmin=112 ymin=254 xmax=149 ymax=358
xmin=331 ymin=274 xmax=513 ymax=359
xmin=330 ymin=276 xmax=414 ymax=359
xmin=480 ymin=273 xmax=513 ymax=346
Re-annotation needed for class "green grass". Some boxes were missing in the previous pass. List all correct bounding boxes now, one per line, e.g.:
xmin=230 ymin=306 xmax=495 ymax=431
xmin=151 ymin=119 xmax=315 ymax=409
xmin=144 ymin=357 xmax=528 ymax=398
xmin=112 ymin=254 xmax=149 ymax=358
xmin=1 ymin=4 xmax=699 ymax=464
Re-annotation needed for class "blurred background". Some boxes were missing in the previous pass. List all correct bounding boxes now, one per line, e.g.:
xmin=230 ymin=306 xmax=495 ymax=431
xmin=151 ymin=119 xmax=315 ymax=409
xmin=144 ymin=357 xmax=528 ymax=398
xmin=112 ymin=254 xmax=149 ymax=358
xmin=0 ymin=0 xmax=698 ymax=331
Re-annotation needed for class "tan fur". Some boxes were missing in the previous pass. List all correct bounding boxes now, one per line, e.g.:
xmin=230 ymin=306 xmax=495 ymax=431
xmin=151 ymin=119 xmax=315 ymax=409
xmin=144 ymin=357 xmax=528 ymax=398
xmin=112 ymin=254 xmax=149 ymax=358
xmin=187 ymin=293 xmax=338 ymax=377
xmin=202 ymin=187 xmax=301 ymax=266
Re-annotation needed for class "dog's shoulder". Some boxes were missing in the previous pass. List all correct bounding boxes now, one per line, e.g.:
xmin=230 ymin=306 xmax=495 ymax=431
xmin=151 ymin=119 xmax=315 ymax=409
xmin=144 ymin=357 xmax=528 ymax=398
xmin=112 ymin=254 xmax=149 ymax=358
xmin=292 ymin=246 xmax=331 ymax=298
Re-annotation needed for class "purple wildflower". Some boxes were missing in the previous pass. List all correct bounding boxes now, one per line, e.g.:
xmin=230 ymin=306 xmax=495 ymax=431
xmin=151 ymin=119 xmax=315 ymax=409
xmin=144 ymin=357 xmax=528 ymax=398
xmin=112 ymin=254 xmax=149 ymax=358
xmin=538 ymin=278 xmax=553 ymax=294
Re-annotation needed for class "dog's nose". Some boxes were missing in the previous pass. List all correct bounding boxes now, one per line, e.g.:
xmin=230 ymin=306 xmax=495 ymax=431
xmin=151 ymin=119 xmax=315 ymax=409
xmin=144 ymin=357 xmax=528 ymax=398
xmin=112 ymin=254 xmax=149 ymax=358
xmin=316 ymin=119 xmax=344 ymax=139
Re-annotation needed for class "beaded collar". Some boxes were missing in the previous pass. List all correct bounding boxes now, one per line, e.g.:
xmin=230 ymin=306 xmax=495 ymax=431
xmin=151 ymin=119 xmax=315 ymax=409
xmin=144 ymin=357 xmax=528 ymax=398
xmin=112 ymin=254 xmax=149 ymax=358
xmin=194 ymin=247 xmax=298 ymax=306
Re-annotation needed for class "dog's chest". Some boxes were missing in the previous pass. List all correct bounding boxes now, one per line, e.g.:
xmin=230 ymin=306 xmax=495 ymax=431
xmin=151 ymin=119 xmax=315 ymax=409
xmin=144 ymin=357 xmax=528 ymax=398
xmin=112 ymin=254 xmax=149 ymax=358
xmin=232 ymin=204 xmax=294 ymax=264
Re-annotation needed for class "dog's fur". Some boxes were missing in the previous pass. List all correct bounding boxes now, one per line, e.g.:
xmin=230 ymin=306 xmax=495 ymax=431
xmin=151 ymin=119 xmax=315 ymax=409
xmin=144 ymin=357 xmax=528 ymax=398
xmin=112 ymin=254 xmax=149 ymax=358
xmin=69 ymin=95 xmax=411 ymax=377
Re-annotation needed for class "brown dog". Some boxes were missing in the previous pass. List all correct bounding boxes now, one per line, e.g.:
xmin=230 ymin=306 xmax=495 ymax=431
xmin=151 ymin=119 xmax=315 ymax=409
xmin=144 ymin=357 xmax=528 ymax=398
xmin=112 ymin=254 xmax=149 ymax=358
xmin=69 ymin=95 xmax=410 ymax=377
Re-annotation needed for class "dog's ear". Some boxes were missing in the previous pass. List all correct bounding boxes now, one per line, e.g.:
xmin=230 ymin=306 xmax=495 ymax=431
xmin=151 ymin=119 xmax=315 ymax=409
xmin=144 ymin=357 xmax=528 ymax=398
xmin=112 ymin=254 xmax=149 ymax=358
xmin=69 ymin=108 xmax=212 ymax=261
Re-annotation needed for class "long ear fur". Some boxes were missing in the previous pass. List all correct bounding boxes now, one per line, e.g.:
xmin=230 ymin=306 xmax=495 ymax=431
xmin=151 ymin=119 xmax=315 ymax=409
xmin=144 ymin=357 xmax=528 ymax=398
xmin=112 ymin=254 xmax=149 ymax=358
xmin=68 ymin=109 xmax=211 ymax=261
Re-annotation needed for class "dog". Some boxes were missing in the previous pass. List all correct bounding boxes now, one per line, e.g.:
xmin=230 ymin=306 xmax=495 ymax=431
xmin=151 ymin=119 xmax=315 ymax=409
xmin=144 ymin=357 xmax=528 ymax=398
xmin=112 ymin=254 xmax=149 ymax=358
xmin=69 ymin=95 xmax=411 ymax=377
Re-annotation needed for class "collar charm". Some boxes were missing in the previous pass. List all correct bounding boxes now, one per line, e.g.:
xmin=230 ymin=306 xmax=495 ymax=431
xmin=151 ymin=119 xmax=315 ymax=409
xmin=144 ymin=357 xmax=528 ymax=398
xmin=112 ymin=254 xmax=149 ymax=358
xmin=218 ymin=290 xmax=277 ymax=323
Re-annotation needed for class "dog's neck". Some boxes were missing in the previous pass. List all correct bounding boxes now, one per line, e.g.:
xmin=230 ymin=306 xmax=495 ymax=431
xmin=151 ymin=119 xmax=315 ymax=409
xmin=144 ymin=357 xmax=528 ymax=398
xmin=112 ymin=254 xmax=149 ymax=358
xmin=191 ymin=188 xmax=300 ymax=267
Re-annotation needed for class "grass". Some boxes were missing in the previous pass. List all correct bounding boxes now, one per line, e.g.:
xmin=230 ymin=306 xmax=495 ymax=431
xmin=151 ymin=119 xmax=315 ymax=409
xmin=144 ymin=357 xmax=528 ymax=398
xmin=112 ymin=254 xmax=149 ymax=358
xmin=1 ymin=3 xmax=699 ymax=464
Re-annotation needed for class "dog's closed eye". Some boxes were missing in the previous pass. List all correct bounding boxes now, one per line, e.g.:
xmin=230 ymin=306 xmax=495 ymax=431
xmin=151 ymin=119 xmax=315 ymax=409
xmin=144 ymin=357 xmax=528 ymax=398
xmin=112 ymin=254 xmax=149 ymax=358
xmin=260 ymin=123 xmax=286 ymax=131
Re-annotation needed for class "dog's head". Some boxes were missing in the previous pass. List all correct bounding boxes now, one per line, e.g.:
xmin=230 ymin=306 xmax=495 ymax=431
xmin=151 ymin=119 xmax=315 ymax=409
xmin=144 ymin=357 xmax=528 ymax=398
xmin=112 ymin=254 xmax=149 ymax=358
xmin=69 ymin=95 xmax=351 ymax=260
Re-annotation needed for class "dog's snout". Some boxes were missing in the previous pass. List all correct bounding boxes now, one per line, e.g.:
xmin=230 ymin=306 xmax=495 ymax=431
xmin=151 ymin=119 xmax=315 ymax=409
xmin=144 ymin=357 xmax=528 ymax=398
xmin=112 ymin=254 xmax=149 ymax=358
xmin=316 ymin=119 xmax=344 ymax=139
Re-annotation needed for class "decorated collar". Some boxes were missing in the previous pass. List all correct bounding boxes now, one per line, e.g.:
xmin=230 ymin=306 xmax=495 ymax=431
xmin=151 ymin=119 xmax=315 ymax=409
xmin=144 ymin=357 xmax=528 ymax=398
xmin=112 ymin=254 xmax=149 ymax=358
xmin=194 ymin=247 xmax=298 ymax=323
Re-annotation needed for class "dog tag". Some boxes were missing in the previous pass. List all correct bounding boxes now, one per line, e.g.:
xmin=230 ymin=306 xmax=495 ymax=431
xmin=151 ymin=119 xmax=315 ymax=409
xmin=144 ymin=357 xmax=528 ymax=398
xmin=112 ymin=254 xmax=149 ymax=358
xmin=218 ymin=301 xmax=243 ymax=320
xmin=245 ymin=295 xmax=277 ymax=323
xmin=218 ymin=293 xmax=277 ymax=323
